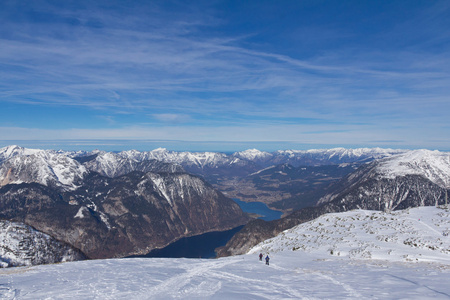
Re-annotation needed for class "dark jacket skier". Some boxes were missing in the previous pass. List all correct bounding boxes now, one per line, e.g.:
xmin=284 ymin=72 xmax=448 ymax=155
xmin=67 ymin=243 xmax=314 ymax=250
xmin=265 ymin=255 xmax=270 ymax=265
xmin=259 ymin=253 xmax=263 ymax=261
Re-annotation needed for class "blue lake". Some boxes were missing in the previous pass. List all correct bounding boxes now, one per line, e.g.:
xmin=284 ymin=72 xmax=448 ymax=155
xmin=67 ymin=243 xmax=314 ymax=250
xmin=232 ymin=198 xmax=283 ymax=221
xmin=132 ymin=198 xmax=282 ymax=259
xmin=131 ymin=225 xmax=244 ymax=259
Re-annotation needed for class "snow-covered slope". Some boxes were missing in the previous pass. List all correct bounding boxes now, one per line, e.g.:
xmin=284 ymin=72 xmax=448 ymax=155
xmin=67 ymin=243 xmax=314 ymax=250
xmin=1 ymin=208 xmax=449 ymax=299
xmin=0 ymin=220 xmax=85 ymax=267
xmin=250 ymin=206 xmax=450 ymax=264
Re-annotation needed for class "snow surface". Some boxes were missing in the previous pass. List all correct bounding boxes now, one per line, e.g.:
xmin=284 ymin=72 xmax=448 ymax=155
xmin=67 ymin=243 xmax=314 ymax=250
xmin=1 ymin=251 xmax=448 ymax=299
xmin=1 ymin=207 xmax=449 ymax=299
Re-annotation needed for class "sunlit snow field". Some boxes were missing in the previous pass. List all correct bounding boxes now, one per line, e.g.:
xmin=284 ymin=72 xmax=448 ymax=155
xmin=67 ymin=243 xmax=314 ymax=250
xmin=1 ymin=207 xmax=449 ymax=299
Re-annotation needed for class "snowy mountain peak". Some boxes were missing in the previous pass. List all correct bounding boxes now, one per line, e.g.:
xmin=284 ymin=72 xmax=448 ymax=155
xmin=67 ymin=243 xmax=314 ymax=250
xmin=376 ymin=149 xmax=450 ymax=188
xmin=0 ymin=145 xmax=43 ymax=163
xmin=152 ymin=147 xmax=168 ymax=153
xmin=233 ymin=149 xmax=272 ymax=161
xmin=0 ymin=152 xmax=88 ymax=190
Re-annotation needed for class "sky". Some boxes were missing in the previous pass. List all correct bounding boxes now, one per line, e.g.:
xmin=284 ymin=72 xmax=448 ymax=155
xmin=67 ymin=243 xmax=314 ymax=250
xmin=0 ymin=0 xmax=449 ymax=152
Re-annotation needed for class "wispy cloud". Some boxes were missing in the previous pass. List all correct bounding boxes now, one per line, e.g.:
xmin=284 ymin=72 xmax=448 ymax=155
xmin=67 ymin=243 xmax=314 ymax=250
xmin=150 ymin=114 xmax=192 ymax=124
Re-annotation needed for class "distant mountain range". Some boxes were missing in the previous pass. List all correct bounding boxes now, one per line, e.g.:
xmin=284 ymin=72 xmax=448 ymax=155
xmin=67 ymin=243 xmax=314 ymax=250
xmin=0 ymin=146 xmax=408 ymax=179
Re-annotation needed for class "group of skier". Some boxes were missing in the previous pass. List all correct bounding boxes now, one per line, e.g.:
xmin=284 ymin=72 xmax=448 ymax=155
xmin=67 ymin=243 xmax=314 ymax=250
xmin=259 ymin=253 xmax=270 ymax=265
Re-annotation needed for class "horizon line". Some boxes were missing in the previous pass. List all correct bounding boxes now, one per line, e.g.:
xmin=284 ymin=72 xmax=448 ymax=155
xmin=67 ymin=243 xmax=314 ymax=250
xmin=1 ymin=139 xmax=448 ymax=153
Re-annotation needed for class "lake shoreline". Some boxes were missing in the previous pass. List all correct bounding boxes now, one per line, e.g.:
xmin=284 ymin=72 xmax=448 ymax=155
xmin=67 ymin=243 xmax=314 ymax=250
xmin=130 ymin=198 xmax=283 ymax=259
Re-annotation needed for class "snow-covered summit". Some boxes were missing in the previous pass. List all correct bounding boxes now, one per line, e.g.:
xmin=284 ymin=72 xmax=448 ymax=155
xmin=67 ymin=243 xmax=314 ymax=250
xmin=276 ymin=147 xmax=406 ymax=160
xmin=0 ymin=151 xmax=88 ymax=190
xmin=233 ymin=149 xmax=273 ymax=161
xmin=376 ymin=149 xmax=450 ymax=188
xmin=0 ymin=145 xmax=43 ymax=163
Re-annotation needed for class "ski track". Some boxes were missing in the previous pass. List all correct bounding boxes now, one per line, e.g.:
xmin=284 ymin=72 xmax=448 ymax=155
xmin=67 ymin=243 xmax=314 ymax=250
xmin=386 ymin=274 xmax=450 ymax=298
xmin=211 ymin=267 xmax=306 ymax=299
xmin=139 ymin=258 xmax=238 ymax=299
xmin=269 ymin=263 xmax=363 ymax=298
xmin=405 ymin=217 xmax=443 ymax=236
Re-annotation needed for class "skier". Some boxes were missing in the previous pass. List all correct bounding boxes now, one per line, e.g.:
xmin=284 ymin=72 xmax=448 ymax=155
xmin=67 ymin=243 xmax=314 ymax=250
xmin=265 ymin=255 xmax=270 ymax=265
xmin=259 ymin=253 xmax=263 ymax=261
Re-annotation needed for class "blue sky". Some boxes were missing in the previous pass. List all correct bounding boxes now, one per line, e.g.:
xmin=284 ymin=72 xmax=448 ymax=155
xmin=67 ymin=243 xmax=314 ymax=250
xmin=0 ymin=0 xmax=449 ymax=151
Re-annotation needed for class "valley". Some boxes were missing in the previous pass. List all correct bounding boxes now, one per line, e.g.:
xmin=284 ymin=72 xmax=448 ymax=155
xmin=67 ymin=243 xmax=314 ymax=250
xmin=213 ymin=163 xmax=360 ymax=214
